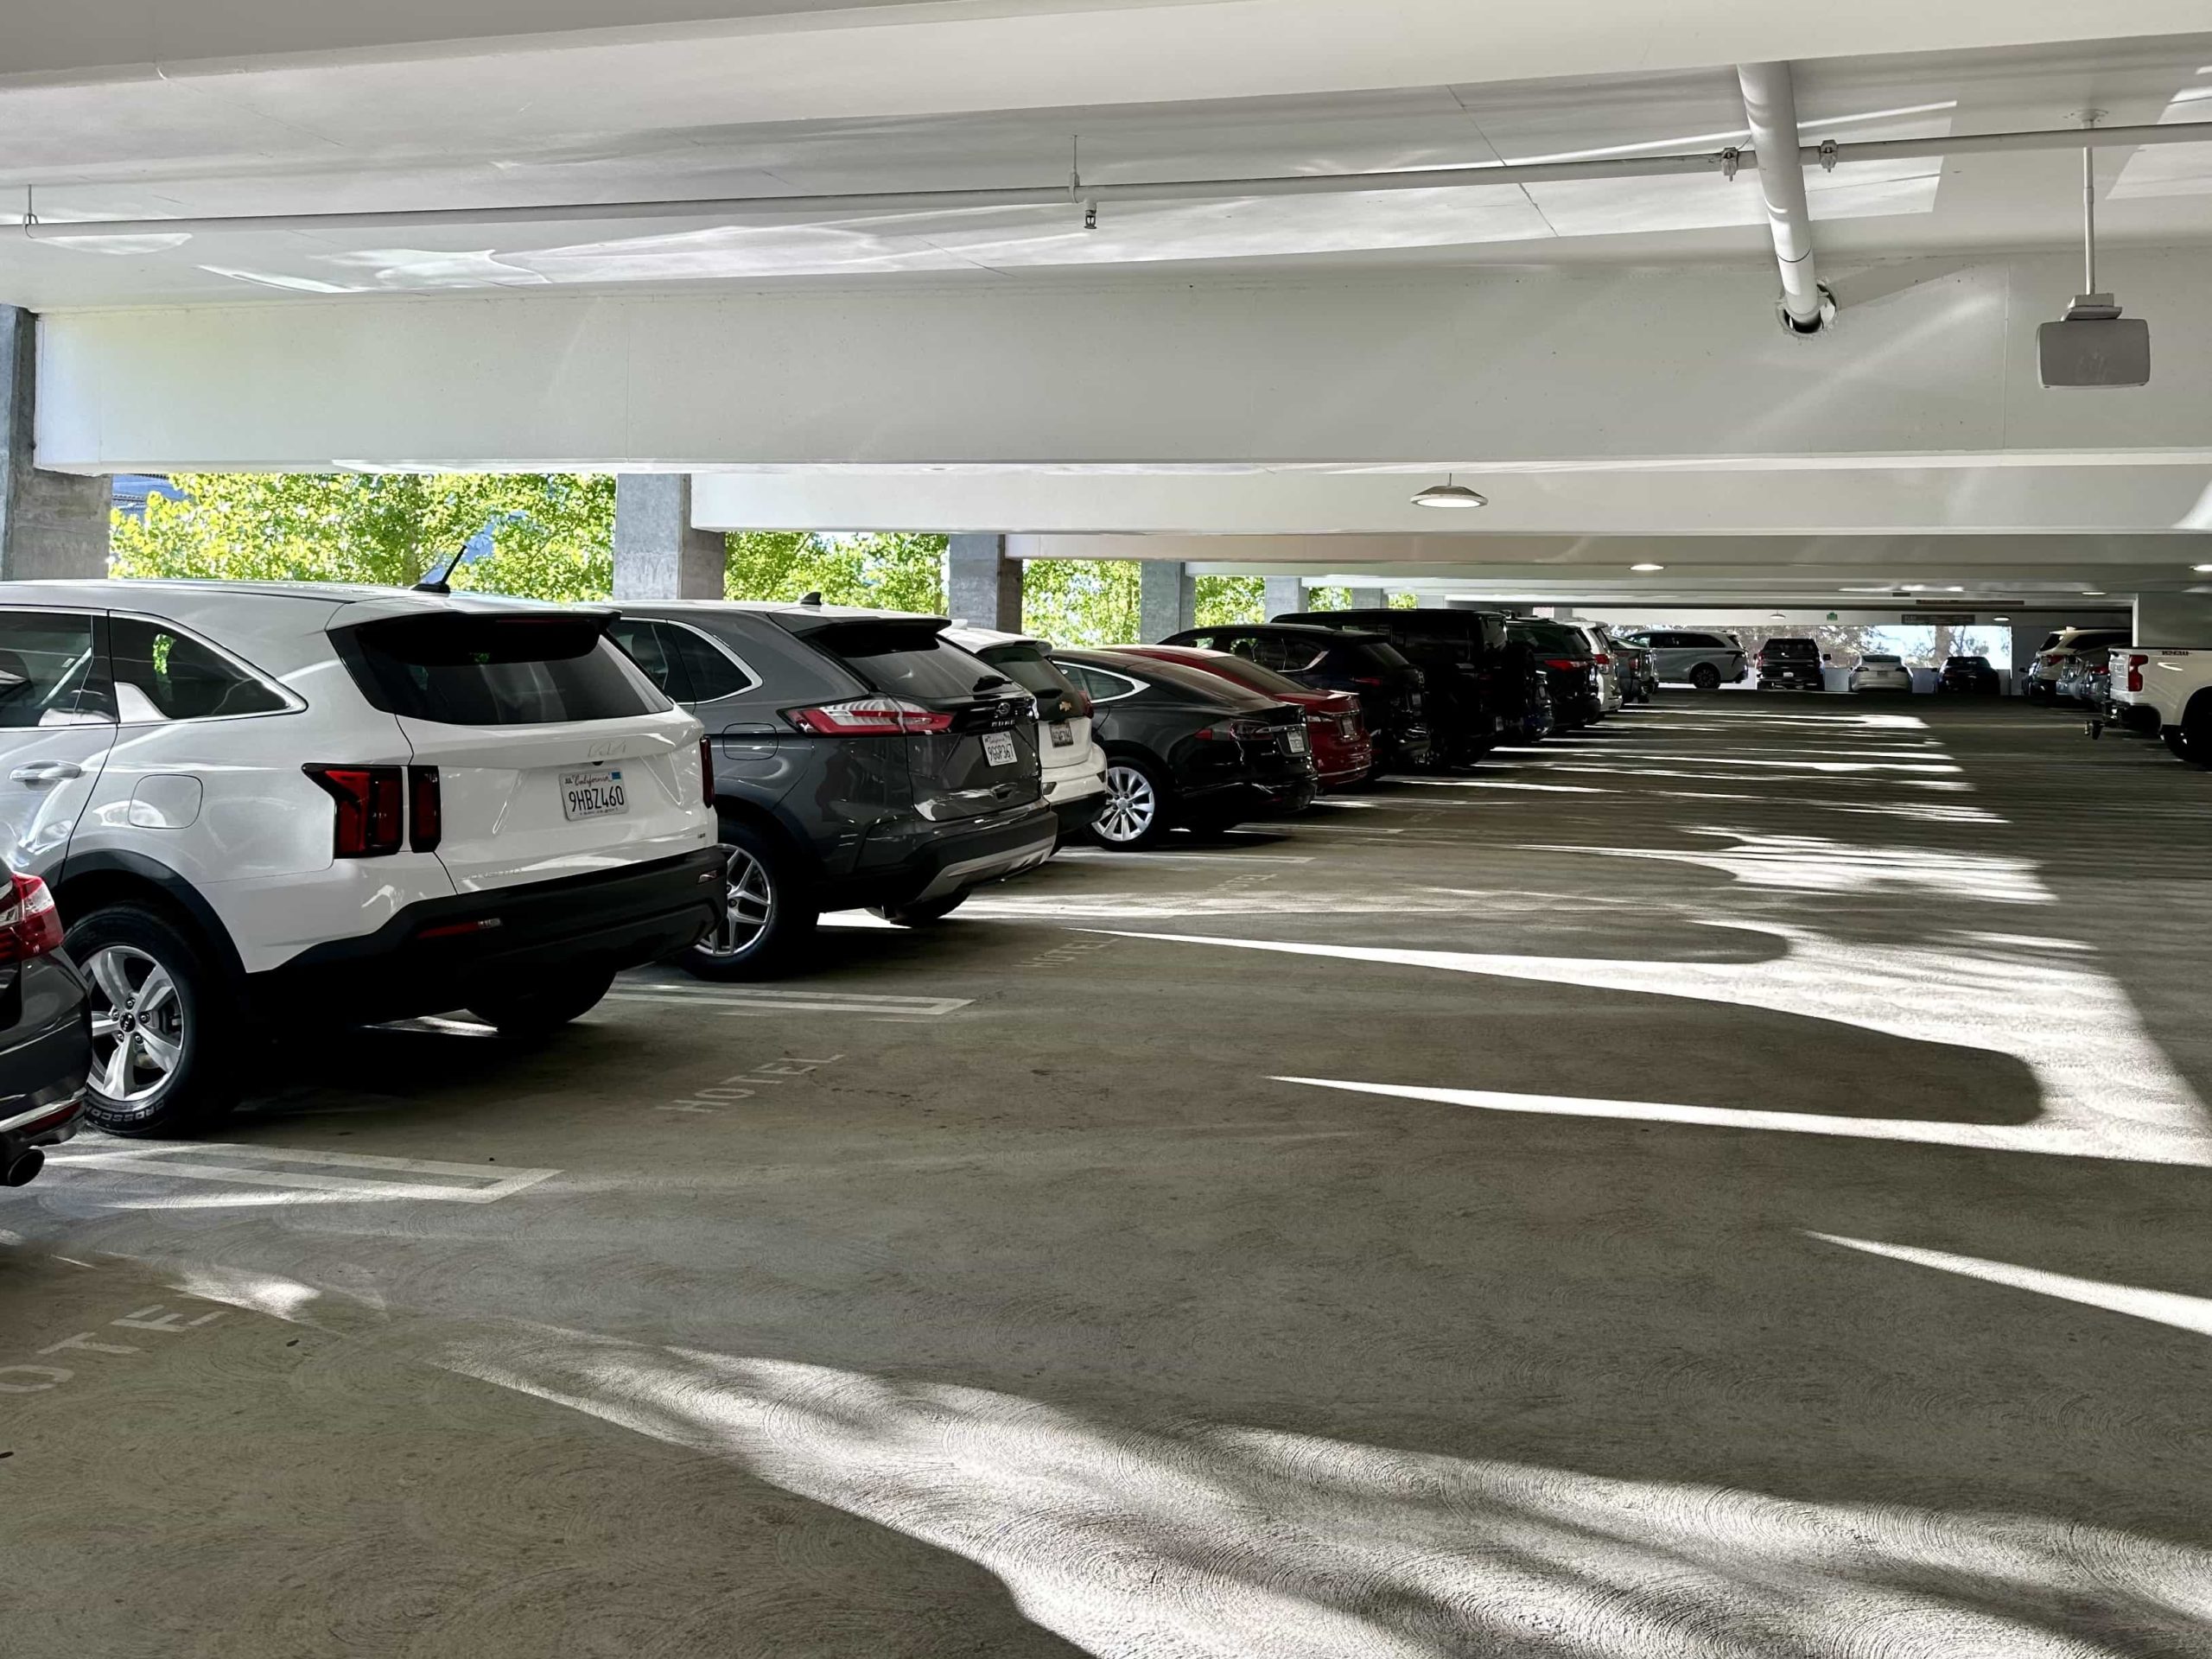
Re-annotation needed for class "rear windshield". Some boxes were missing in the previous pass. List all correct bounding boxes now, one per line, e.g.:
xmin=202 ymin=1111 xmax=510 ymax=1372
xmin=1509 ymin=620 xmax=1589 ymax=656
xmin=1860 ymin=655 xmax=1904 ymax=664
xmin=1344 ymin=640 xmax=1413 ymax=670
xmin=809 ymin=622 xmax=1006 ymax=702
xmin=1171 ymin=652 xmax=1310 ymax=696
xmin=1763 ymin=639 xmax=1819 ymax=657
xmin=337 ymin=614 xmax=668 ymax=726
xmin=976 ymin=642 xmax=1078 ymax=700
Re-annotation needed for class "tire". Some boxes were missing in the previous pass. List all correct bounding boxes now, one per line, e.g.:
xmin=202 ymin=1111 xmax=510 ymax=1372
xmin=872 ymin=891 xmax=969 ymax=927
xmin=467 ymin=968 xmax=616 ymax=1037
xmin=1689 ymin=663 xmax=1722 ymax=692
xmin=677 ymin=821 xmax=819 ymax=980
xmin=1090 ymin=756 xmax=1173 ymax=849
xmin=2165 ymin=702 xmax=2212 ymax=766
xmin=69 ymin=903 xmax=240 ymax=1138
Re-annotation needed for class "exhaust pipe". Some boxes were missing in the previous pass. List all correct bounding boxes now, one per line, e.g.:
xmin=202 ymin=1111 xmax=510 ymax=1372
xmin=3 ymin=1147 xmax=44 ymax=1186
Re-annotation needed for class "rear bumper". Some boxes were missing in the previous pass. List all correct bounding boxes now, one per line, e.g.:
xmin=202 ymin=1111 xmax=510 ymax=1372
xmin=824 ymin=805 xmax=1057 ymax=909
xmin=1758 ymin=667 xmax=1822 ymax=688
xmin=251 ymin=849 xmax=725 ymax=1022
xmin=1183 ymin=773 xmax=1319 ymax=822
xmin=1052 ymin=796 xmax=1104 ymax=836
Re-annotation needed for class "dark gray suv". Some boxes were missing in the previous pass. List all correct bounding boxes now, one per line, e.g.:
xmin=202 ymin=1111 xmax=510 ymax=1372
xmin=609 ymin=602 xmax=1055 ymax=977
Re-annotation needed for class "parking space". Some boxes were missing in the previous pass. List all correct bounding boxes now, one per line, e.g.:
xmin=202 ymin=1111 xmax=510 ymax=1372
xmin=4 ymin=695 xmax=2209 ymax=1656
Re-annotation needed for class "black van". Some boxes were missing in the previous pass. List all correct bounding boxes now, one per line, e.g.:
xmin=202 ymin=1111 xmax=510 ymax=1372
xmin=1272 ymin=608 xmax=1522 ymax=766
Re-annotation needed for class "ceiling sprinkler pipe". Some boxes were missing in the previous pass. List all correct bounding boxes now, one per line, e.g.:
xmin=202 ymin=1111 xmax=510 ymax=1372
xmin=1735 ymin=60 xmax=1827 ymax=334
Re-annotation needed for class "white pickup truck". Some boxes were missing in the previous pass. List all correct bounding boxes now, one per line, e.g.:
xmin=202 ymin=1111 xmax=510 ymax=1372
xmin=2100 ymin=647 xmax=2212 ymax=763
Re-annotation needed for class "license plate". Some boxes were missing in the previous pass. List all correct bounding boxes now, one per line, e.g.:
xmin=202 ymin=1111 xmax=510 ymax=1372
xmin=1284 ymin=727 xmax=1309 ymax=755
xmin=1047 ymin=721 xmax=1074 ymax=748
xmin=560 ymin=767 xmax=628 ymax=821
xmin=982 ymin=731 xmax=1018 ymax=766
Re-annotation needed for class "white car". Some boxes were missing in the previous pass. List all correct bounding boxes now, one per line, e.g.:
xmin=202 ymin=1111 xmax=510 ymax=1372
xmin=2102 ymin=646 xmax=2212 ymax=763
xmin=1848 ymin=653 xmax=1914 ymax=693
xmin=0 ymin=581 xmax=722 ymax=1135
xmin=944 ymin=626 xmax=1108 ymax=838
xmin=2025 ymin=626 xmax=2128 ymax=702
xmin=1618 ymin=629 xmax=1747 ymax=691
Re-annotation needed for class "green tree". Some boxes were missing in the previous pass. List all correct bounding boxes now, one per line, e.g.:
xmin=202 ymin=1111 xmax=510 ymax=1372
xmin=1020 ymin=559 xmax=1141 ymax=646
xmin=724 ymin=531 xmax=945 ymax=612
xmin=1192 ymin=575 xmax=1263 ymax=628
xmin=112 ymin=472 xmax=619 ymax=601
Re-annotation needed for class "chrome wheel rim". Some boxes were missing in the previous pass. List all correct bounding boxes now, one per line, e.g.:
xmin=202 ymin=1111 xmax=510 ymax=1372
xmin=1096 ymin=765 xmax=1158 ymax=843
xmin=701 ymin=847 xmax=775 ymax=958
xmin=85 ymin=945 xmax=185 ymax=1104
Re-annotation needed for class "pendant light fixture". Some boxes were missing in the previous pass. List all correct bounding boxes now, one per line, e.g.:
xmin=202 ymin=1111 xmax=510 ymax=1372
xmin=1411 ymin=474 xmax=1487 ymax=509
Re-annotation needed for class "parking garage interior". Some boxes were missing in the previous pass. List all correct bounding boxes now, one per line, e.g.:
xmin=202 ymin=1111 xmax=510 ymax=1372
xmin=5 ymin=4 xmax=2212 ymax=1656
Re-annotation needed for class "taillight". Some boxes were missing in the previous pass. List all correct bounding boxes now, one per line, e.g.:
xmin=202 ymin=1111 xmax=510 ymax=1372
xmin=1194 ymin=718 xmax=1282 ymax=742
xmin=697 ymin=735 xmax=715 ymax=805
xmin=409 ymin=766 xmax=442 ymax=853
xmin=0 ymin=872 xmax=64 ymax=964
xmin=1592 ymin=652 xmax=1611 ymax=666
xmin=785 ymin=697 xmax=955 ymax=735
xmin=2127 ymin=654 xmax=2147 ymax=693
xmin=1351 ymin=676 xmax=1385 ymax=688
xmin=1541 ymin=657 xmax=1583 ymax=672
xmin=304 ymin=766 xmax=404 ymax=858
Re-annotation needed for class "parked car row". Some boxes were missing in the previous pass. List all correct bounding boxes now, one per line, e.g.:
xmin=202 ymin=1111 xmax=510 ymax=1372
xmin=0 ymin=582 xmax=1690 ymax=1158
xmin=2083 ymin=642 xmax=2212 ymax=766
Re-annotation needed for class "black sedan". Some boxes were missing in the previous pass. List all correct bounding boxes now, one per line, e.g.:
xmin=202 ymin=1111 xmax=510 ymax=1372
xmin=1938 ymin=654 xmax=2002 ymax=695
xmin=1054 ymin=647 xmax=1319 ymax=848
xmin=0 ymin=867 xmax=90 ymax=1186
xmin=1159 ymin=622 xmax=1433 ymax=772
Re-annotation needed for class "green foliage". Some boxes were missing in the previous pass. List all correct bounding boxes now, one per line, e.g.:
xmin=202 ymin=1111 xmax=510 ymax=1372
xmin=1389 ymin=591 xmax=1420 ymax=609
xmin=1303 ymin=587 xmax=1351 ymax=611
xmin=725 ymin=531 xmax=946 ymax=613
xmin=111 ymin=473 xmax=620 ymax=599
xmin=1193 ymin=575 xmax=1264 ymax=628
xmin=1020 ymin=559 xmax=1141 ymax=646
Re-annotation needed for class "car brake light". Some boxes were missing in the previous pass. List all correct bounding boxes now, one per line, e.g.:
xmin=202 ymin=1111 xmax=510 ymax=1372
xmin=785 ymin=697 xmax=955 ymax=735
xmin=304 ymin=766 xmax=404 ymax=858
xmin=408 ymin=766 xmax=442 ymax=854
xmin=1592 ymin=652 xmax=1611 ymax=666
xmin=1351 ymin=675 xmax=1385 ymax=688
xmin=2127 ymin=654 xmax=2147 ymax=692
xmin=1541 ymin=658 xmax=1583 ymax=672
xmin=696 ymin=735 xmax=715 ymax=804
xmin=0 ymin=872 xmax=65 ymax=964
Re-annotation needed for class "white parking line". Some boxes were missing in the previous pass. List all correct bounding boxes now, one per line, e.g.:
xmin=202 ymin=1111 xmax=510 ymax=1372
xmin=1053 ymin=849 xmax=1314 ymax=866
xmin=42 ymin=1141 xmax=557 ymax=1204
xmin=607 ymin=986 xmax=973 ymax=1018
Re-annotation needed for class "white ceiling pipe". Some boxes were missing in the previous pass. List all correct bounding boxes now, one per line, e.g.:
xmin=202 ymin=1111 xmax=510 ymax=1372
xmin=1735 ymin=60 xmax=1826 ymax=334
xmin=16 ymin=118 xmax=2209 ymax=243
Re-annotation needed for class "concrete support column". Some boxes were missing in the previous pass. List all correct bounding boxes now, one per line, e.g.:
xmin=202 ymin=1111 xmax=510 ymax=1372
xmin=944 ymin=534 xmax=1023 ymax=630
xmin=1345 ymin=586 xmax=1387 ymax=610
xmin=2133 ymin=591 xmax=2212 ymax=647
xmin=0 ymin=308 xmax=109 ymax=580
xmin=1414 ymin=594 xmax=1448 ymax=609
xmin=1138 ymin=561 xmax=1195 ymax=641
xmin=1262 ymin=576 xmax=1303 ymax=620
xmin=613 ymin=474 xmax=725 ymax=601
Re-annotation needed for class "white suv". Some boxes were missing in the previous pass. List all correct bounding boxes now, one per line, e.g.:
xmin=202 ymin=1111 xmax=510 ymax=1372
xmin=0 ymin=581 xmax=722 ymax=1136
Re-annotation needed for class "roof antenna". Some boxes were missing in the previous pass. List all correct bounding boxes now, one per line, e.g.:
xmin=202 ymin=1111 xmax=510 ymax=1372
xmin=798 ymin=590 xmax=823 ymax=607
xmin=413 ymin=545 xmax=468 ymax=594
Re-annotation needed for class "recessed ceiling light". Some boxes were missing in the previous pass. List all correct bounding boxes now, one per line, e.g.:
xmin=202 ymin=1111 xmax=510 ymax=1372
xmin=1993 ymin=614 xmax=2012 ymax=622
xmin=2193 ymin=563 xmax=2212 ymax=573
xmin=1630 ymin=563 xmax=1664 ymax=572
xmin=1410 ymin=475 xmax=1486 ymax=509
xmin=2082 ymin=589 xmax=2106 ymax=595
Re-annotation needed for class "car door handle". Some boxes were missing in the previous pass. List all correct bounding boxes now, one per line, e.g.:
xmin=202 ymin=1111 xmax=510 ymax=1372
xmin=10 ymin=762 xmax=82 ymax=785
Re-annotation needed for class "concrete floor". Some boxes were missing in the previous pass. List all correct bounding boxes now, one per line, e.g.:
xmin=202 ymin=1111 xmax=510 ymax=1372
xmin=4 ymin=696 xmax=2210 ymax=1658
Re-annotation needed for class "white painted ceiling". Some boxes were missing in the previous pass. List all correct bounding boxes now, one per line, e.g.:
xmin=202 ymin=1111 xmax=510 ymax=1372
xmin=3 ymin=29 xmax=2209 ymax=308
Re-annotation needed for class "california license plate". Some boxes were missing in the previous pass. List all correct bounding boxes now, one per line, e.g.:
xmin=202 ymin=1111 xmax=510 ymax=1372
xmin=560 ymin=767 xmax=629 ymax=821
xmin=1047 ymin=721 xmax=1074 ymax=748
xmin=982 ymin=731 xmax=1018 ymax=766
xmin=1284 ymin=727 xmax=1309 ymax=755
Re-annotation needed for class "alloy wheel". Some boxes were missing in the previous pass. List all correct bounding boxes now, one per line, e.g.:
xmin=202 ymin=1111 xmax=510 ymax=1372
xmin=85 ymin=944 xmax=186 ymax=1104
xmin=1095 ymin=764 xmax=1159 ymax=843
xmin=702 ymin=846 xmax=776 ymax=958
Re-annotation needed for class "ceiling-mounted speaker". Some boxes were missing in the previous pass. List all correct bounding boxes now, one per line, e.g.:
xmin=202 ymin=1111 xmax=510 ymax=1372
xmin=2038 ymin=295 xmax=2150 ymax=388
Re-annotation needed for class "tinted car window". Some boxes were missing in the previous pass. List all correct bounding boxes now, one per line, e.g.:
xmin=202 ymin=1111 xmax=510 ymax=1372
xmin=1173 ymin=653 xmax=1311 ymax=697
xmin=977 ymin=642 xmax=1082 ymax=704
xmin=1510 ymin=620 xmax=1589 ymax=656
xmin=662 ymin=624 xmax=753 ymax=702
xmin=340 ymin=614 xmax=669 ymax=726
xmin=0 ymin=611 xmax=102 ymax=728
xmin=1060 ymin=663 xmax=1141 ymax=702
xmin=606 ymin=618 xmax=679 ymax=697
xmin=1764 ymin=639 xmax=1820 ymax=658
xmin=1347 ymin=640 xmax=1411 ymax=671
xmin=808 ymin=622 xmax=1003 ymax=701
xmin=107 ymin=617 xmax=289 ymax=721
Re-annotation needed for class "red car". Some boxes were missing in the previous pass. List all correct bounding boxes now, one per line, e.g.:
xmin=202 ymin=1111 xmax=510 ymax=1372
xmin=1115 ymin=645 xmax=1374 ymax=789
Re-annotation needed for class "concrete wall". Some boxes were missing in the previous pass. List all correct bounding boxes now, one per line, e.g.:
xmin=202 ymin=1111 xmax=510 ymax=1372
xmin=613 ymin=474 xmax=724 ymax=600
xmin=1139 ymin=563 xmax=1194 ymax=642
xmin=946 ymin=534 xmax=1022 ymax=631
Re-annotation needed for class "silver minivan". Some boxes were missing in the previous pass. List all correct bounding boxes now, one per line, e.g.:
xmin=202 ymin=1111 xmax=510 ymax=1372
xmin=1618 ymin=629 xmax=1747 ymax=691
